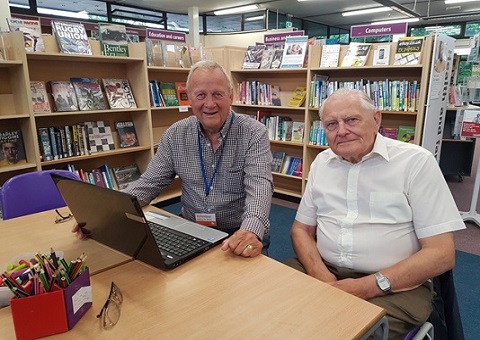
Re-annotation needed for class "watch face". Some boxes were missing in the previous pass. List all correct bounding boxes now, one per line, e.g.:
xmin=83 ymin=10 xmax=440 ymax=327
xmin=376 ymin=273 xmax=391 ymax=292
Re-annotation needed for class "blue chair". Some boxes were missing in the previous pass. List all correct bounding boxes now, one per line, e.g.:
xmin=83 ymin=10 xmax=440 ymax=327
xmin=0 ymin=170 xmax=80 ymax=220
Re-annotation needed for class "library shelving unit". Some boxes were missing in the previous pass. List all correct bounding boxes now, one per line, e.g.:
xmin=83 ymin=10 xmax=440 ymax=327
xmin=0 ymin=31 xmax=42 ymax=185
xmin=225 ymin=35 xmax=436 ymax=199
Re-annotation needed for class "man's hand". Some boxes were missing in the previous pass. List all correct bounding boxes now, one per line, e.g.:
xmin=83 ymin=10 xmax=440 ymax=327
xmin=71 ymin=222 xmax=90 ymax=240
xmin=221 ymin=230 xmax=263 ymax=257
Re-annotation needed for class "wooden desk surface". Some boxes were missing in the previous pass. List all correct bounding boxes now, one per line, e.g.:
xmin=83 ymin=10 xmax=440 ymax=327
xmin=1 ymin=247 xmax=385 ymax=339
xmin=0 ymin=208 xmax=132 ymax=275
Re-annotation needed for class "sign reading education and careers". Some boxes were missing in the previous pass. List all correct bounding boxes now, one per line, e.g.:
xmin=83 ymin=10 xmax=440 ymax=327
xmin=422 ymin=33 xmax=456 ymax=162
xmin=146 ymin=28 xmax=186 ymax=43
xmin=264 ymin=30 xmax=305 ymax=45
xmin=350 ymin=23 xmax=407 ymax=38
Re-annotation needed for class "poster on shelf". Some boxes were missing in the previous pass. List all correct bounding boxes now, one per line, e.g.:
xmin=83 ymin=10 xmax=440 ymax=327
xmin=421 ymin=33 xmax=455 ymax=163
xmin=460 ymin=110 xmax=480 ymax=138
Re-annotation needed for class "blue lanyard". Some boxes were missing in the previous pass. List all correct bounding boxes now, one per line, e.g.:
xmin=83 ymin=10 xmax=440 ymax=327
xmin=198 ymin=113 xmax=233 ymax=197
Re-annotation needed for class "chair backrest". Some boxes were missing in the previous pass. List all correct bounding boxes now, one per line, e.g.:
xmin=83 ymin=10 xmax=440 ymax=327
xmin=0 ymin=170 xmax=80 ymax=220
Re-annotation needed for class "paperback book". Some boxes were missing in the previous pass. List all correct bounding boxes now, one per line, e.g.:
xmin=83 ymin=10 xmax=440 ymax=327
xmin=372 ymin=44 xmax=391 ymax=66
xmin=115 ymin=121 xmax=139 ymax=148
xmin=98 ymin=23 xmax=129 ymax=57
xmin=52 ymin=20 xmax=92 ymax=55
xmin=70 ymin=78 xmax=107 ymax=111
xmin=259 ymin=49 xmax=275 ymax=69
xmin=30 ymin=81 xmax=51 ymax=113
xmin=320 ymin=44 xmax=340 ymax=68
xmin=287 ymin=86 xmax=307 ymax=107
xmin=393 ymin=37 xmax=423 ymax=65
xmin=270 ymin=49 xmax=284 ymax=69
xmin=159 ymin=82 xmax=179 ymax=106
xmin=341 ymin=43 xmax=372 ymax=67
xmin=102 ymin=79 xmax=137 ymax=109
xmin=397 ymin=125 xmax=416 ymax=143
xmin=0 ymin=130 xmax=26 ymax=167
xmin=112 ymin=163 xmax=141 ymax=190
xmin=7 ymin=17 xmax=45 ymax=52
xmin=174 ymin=82 xmax=189 ymax=106
xmin=281 ymin=36 xmax=308 ymax=69
xmin=85 ymin=120 xmax=115 ymax=153
xmin=242 ymin=45 xmax=266 ymax=69
xmin=271 ymin=151 xmax=286 ymax=173
xmin=49 ymin=81 xmax=79 ymax=112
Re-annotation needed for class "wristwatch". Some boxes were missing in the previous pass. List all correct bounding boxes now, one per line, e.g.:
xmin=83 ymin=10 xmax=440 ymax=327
xmin=374 ymin=272 xmax=392 ymax=295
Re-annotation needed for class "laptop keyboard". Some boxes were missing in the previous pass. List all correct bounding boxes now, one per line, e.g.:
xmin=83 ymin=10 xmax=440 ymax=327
xmin=148 ymin=221 xmax=209 ymax=257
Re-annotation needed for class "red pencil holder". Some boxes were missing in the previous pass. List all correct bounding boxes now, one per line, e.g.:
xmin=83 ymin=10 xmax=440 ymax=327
xmin=10 ymin=267 xmax=91 ymax=340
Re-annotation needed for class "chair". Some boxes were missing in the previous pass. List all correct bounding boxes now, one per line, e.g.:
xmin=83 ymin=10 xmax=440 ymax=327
xmin=0 ymin=170 xmax=80 ymax=220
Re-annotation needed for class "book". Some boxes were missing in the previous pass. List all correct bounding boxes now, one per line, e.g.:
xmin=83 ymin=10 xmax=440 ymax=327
xmin=372 ymin=44 xmax=391 ymax=66
xmin=320 ymin=44 xmax=340 ymax=68
xmin=102 ymin=79 xmax=137 ymax=109
xmin=115 ymin=121 xmax=139 ymax=148
xmin=112 ymin=164 xmax=141 ymax=190
xmin=7 ymin=18 xmax=45 ymax=52
xmin=98 ymin=23 xmax=129 ymax=57
xmin=85 ymin=121 xmax=115 ymax=153
xmin=259 ymin=49 xmax=275 ymax=69
xmin=270 ymin=49 xmax=284 ymax=69
xmin=0 ymin=130 xmax=27 ymax=166
xmin=393 ymin=37 xmax=424 ymax=65
xmin=30 ymin=81 xmax=51 ymax=113
xmin=49 ymin=81 xmax=79 ymax=112
xmin=51 ymin=20 xmax=92 ymax=55
xmin=174 ymin=81 xmax=189 ymax=106
xmin=281 ymin=36 xmax=308 ymax=69
xmin=37 ymin=127 xmax=53 ymax=162
xmin=287 ymin=86 xmax=307 ymax=107
xmin=292 ymin=122 xmax=305 ymax=143
xmin=380 ymin=127 xmax=398 ymax=140
xmin=149 ymin=80 xmax=162 ymax=107
xmin=242 ymin=45 xmax=266 ymax=69
xmin=70 ymin=77 xmax=107 ymax=111
xmin=341 ymin=43 xmax=372 ymax=67
xmin=271 ymin=151 xmax=286 ymax=173
xmin=271 ymin=85 xmax=282 ymax=106
xmin=397 ymin=125 xmax=415 ymax=143
xmin=159 ymin=82 xmax=179 ymax=106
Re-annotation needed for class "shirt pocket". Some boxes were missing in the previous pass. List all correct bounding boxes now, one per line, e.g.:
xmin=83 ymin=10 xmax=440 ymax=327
xmin=222 ymin=166 xmax=244 ymax=195
xmin=369 ymin=192 xmax=412 ymax=224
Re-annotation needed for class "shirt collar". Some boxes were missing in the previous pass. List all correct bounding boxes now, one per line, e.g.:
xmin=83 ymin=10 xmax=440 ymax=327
xmin=196 ymin=111 xmax=234 ymax=140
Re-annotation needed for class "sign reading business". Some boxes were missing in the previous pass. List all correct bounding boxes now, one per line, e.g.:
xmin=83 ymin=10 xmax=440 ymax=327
xmin=350 ymin=23 xmax=407 ymax=38
xmin=264 ymin=30 xmax=305 ymax=45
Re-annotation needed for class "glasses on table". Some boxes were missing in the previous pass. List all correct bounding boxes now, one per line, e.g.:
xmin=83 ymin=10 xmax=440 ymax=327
xmin=96 ymin=281 xmax=123 ymax=329
xmin=54 ymin=209 xmax=73 ymax=223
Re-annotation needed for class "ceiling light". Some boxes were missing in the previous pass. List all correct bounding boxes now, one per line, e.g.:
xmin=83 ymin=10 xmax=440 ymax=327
xmin=245 ymin=15 xmax=265 ymax=22
xmin=372 ymin=18 xmax=420 ymax=25
xmin=214 ymin=5 xmax=259 ymax=15
xmin=445 ymin=0 xmax=478 ymax=4
xmin=342 ymin=7 xmax=392 ymax=17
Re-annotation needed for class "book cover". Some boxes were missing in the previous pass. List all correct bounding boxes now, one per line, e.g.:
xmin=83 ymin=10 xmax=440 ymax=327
xmin=380 ymin=127 xmax=398 ymax=140
xmin=341 ymin=43 xmax=372 ymax=67
xmin=259 ymin=49 xmax=275 ymax=69
xmin=37 ymin=127 xmax=53 ymax=162
xmin=287 ymin=86 xmax=307 ymax=107
xmin=0 ymin=130 xmax=27 ymax=166
xmin=372 ymin=44 xmax=391 ymax=66
xmin=98 ymin=23 xmax=129 ymax=57
xmin=270 ymin=49 xmax=284 ymax=69
xmin=115 ymin=121 xmax=139 ymax=148
xmin=30 ymin=81 xmax=51 ymax=113
xmin=112 ymin=164 xmax=141 ymax=190
xmin=320 ymin=44 xmax=340 ymax=68
xmin=281 ymin=36 xmax=308 ymax=69
xmin=292 ymin=122 xmax=305 ymax=143
xmin=52 ymin=20 xmax=92 ymax=55
xmin=149 ymin=80 xmax=162 ymax=107
xmin=49 ymin=81 xmax=79 ymax=112
xmin=7 ymin=18 xmax=45 ymax=52
xmin=393 ymin=37 xmax=423 ymax=65
xmin=159 ymin=82 xmax=179 ymax=106
xmin=242 ymin=45 xmax=266 ymax=69
xmin=174 ymin=81 xmax=189 ymax=106
xmin=271 ymin=85 xmax=282 ymax=106
xmin=397 ymin=125 xmax=415 ymax=143
xmin=85 ymin=121 xmax=115 ymax=153
xmin=102 ymin=79 xmax=137 ymax=109
xmin=70 ymin=78 xmax=107 ymax=111
xmin=271 ymin=151 xmax=286 ymax=173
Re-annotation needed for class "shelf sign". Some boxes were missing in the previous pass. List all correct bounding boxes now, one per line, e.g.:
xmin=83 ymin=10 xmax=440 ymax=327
xmin=146 ymin=29 xmax=186 ymax=43
xmin=350 ymin=23 xmax=407 ymax=38
xmin=264 ymin=30 xmax=305 ymax=45
xmin=461 ymin=110 xmax=480 ymax=138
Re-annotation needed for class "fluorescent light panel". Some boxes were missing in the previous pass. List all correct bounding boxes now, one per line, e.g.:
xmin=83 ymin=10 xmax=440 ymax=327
xmin=372 ymin=18 xmax=420 ymax=25
xmin=245 ymin=15 xmax=265 ymax=22
xmin=342 ymin=7 xmax=392 ymax=17
xmin=214 ymin=5 xmax=259 ymax=15
xmin=445 ymin=0 xmax=478 ymax=4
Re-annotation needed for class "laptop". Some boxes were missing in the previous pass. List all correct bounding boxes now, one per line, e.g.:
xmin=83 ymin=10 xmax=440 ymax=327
xmin=51 ymin=173 xmax=228 ymax=270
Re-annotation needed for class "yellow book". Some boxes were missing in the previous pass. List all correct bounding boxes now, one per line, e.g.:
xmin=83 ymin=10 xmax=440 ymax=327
xmin=287 ymin=86 xmax=307 ymax=107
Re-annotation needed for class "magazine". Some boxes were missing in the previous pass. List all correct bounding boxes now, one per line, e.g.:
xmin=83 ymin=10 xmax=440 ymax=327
xmin=52 ymin=20 xmax=92 ymax=55
xmin=7 ymin=18 xmax=45 ymax=52
xmin=98 ymin=23 xmax=129 ymax=57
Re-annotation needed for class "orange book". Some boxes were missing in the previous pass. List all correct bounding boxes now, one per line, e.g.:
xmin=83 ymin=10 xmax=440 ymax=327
xmin=174 ymin=81 xmax=189 ymax=106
